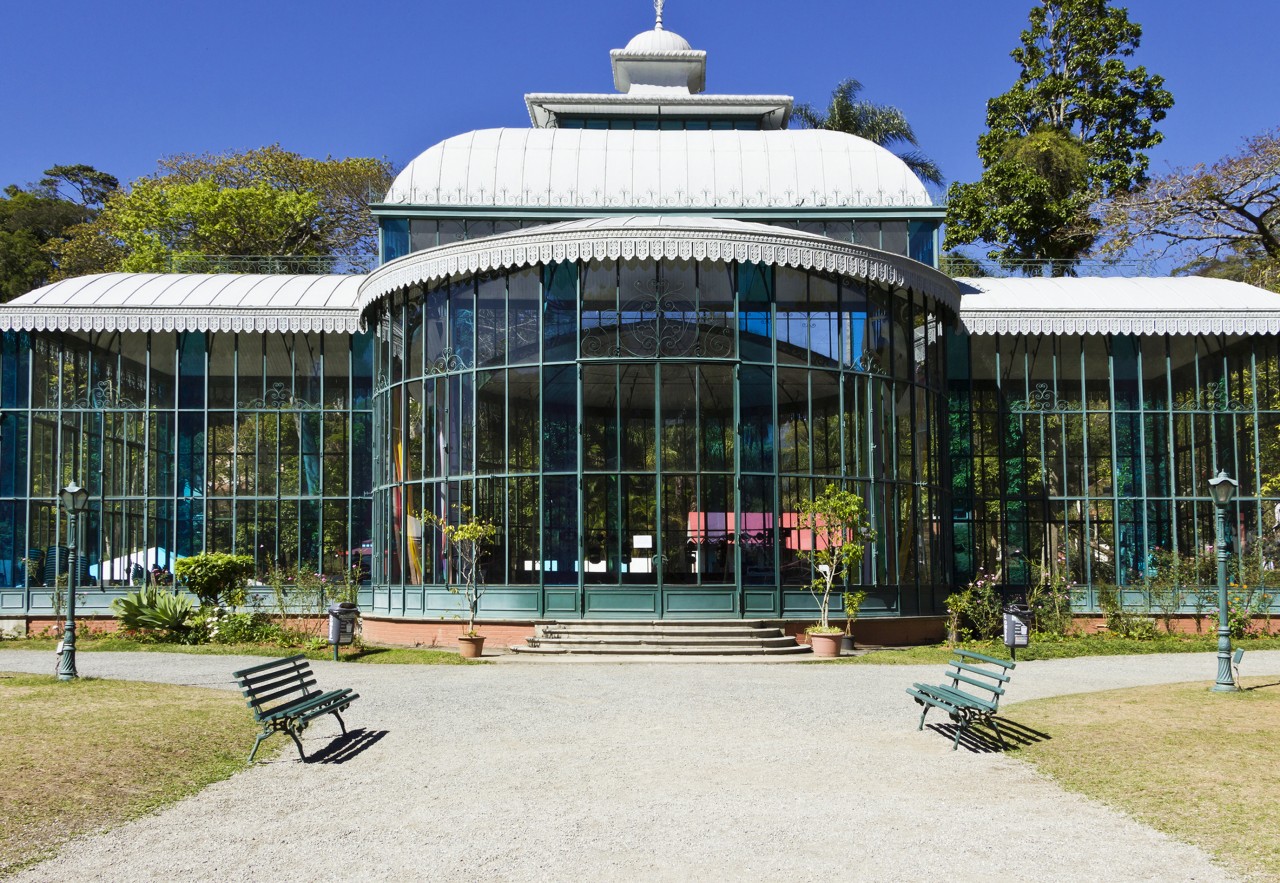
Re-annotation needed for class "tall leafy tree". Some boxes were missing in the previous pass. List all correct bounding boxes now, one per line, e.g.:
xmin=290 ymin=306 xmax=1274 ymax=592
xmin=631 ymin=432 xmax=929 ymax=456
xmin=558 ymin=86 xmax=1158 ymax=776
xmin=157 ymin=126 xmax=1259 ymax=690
xmin=55 ymin=146 xmax=393 ymax=277
xmin=793 ymin=79 xmax=943 ymax=187
xmin=1100 ymin=128 xmax=1280 ymax=291
xmin=0 ymin=165 xmax=118 ymax=300
xmin=945 ymin=0 xmax=1173 ymax=271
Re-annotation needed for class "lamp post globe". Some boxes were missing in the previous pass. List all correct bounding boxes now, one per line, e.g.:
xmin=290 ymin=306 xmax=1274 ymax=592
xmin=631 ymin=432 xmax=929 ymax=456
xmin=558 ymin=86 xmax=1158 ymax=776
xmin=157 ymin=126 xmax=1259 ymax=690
xmin=1207 ymin=470 xmax=1239 ymax=692
xmin=57 ymin=482 xmax=90 ymax=681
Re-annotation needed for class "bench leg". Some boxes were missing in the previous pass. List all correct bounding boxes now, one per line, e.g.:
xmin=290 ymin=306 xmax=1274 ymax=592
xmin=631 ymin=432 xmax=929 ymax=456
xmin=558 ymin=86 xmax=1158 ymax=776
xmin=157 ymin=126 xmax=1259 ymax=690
xmin=918 ymin=704 xmax=930 ymax=731
xmin=287 ymin=726 xmax=308 ymax=762
xmin=987 ymin=715 xmax=1008 ymax=750
xmin=330 ymin=709 xmax=347 ymax=735
xmin=952 ymin=716 xmax=965 ymax=751
xmin=247 ymin=731 xmax=270 ymax=764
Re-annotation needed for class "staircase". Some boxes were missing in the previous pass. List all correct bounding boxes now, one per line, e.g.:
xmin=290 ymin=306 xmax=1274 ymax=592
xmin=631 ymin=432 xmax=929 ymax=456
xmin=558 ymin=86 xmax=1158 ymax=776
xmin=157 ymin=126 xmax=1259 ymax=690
xmin=510 ymin=620 xmax=810 ymax=656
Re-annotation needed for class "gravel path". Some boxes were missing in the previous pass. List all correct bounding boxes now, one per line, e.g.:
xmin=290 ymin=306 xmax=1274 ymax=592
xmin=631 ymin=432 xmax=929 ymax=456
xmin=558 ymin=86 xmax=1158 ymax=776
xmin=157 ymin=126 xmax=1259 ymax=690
xmin=4 ymin=648 xmax=1277 ymax=882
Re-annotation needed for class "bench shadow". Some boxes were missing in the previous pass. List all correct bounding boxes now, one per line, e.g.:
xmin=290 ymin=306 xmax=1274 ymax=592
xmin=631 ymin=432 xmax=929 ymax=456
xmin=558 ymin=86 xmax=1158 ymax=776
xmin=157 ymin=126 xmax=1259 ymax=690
xmin=926 ymin=716 xmax=1052 ymax=754
xmin=303 ymin=727 xmax=389 ymax=764
xmin=1243 ymin=680 xmax=1280 ymax=691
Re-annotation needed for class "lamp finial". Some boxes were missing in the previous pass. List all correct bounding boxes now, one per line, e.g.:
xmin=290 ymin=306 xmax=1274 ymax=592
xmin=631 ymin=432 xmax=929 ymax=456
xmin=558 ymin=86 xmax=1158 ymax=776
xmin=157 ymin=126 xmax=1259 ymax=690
xmin=654 ymin=0 xmax=665 ymax=29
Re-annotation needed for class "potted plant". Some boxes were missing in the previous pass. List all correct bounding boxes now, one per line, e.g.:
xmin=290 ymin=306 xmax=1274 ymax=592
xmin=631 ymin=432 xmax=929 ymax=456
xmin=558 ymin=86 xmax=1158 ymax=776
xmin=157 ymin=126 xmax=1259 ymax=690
xmin=795 ymin=485 xmax=874 ymax=658
xmin=841 ymin=589 xmax=867 ymax=654
xmin=428 ymin=508 xmax=497 ymax=658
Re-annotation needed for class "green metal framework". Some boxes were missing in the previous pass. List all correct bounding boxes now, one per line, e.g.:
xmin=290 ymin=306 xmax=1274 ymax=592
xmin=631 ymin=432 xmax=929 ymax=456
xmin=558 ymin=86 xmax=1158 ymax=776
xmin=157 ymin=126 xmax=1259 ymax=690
xmin=950 ymin=328 xmax=1280 ymax=612
xmin=368 ymin=257 xmax=952 ymax=620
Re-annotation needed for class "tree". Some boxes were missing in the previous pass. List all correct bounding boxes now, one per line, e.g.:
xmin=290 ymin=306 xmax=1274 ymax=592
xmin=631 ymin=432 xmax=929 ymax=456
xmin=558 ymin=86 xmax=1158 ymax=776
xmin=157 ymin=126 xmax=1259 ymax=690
xmin=426 ymin=508 xmax=497 ymax=636
xmin=1099 ymin=128 xmax=1280 ymax=291
xmin=793 ymin=78 xmax=943 ymax=187
xmin=0 ymin=165 xmax=118 ymax=300
xmin=945 ymin=0 xmax=1173 ymax=271
xmin=54 ymin=146 xmax=393 ymax=276
xmin=794 ymin=485 xmax=874 ymax=633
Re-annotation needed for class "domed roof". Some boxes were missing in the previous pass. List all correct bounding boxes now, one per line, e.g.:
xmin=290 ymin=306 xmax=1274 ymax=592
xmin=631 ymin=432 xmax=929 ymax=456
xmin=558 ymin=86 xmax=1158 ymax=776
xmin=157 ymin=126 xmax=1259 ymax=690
xmin=382 ymin=127 xmax=933 ymax=209
xmin=623 ymin=27 xmax=692 ymax=53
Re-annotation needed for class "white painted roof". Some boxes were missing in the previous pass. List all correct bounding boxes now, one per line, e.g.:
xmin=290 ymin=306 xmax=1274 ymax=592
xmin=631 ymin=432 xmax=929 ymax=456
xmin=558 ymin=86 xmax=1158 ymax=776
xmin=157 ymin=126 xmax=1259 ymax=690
xmin=624 ymin=27 xmax=692 ymax=52
xmin=0 ymin=273 xmax=365 ymax=334
xmin=381 ymin=127 xmax=933 ymax=209
xmin=958 ymin=276 xmax=1280 ymax=335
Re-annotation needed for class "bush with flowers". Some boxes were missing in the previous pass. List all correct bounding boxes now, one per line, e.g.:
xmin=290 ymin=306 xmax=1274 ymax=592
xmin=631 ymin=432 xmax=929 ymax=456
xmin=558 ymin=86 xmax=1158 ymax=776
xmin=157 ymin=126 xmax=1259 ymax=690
xmin=945 ymin=570 xmax=1002 ymax=643
xmin=1209 ymin=585 xmax=1275 ymax=638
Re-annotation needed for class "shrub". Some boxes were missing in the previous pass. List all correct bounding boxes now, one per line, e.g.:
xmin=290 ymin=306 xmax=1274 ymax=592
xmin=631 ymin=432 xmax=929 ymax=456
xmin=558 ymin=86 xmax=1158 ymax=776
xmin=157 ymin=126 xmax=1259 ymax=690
xmin=1097 ymin=584 xmax=1158 ymax=639
xmin=111 ymin=586 xmax=194 ymax=640
xmin=946 ymin=571 xmax=1002 ymax=642
xmin=173 ymin=553 xmax=254 ymax=608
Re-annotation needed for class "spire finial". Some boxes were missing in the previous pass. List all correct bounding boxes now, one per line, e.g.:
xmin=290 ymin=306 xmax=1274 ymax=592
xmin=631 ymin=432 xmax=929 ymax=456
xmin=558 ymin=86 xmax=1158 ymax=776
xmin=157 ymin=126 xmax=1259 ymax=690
xmin=654 ymin=0 xmax=665 ymax=30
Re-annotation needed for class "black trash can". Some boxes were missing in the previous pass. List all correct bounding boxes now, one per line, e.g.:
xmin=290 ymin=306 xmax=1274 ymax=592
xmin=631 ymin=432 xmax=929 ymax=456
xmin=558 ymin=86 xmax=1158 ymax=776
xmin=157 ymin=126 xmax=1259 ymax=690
xmin=327 ymin=601 xmax=359 ymax=659
xmin=1003 ymin=602 xmax=1031 ymax=657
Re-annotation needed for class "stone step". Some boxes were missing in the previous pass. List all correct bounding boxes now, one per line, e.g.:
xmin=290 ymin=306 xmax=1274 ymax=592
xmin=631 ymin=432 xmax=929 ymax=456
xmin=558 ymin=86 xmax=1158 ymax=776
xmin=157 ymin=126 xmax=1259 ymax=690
xmin=532 ymin=634 xmax=799 ymax=648
xmin=537 ymin=626 xmax=786 ymax=639
xmin=516 ymin=618 xmax=808 ymax=657
xmin=510 ymin=643 xmax=812 ymax=656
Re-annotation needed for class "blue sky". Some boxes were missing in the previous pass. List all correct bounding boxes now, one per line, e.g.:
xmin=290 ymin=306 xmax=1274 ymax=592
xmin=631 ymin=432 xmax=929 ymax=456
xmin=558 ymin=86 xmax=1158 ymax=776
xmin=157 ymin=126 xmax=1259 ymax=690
xmin=1 ymin=1 xmax=1275 ymax=195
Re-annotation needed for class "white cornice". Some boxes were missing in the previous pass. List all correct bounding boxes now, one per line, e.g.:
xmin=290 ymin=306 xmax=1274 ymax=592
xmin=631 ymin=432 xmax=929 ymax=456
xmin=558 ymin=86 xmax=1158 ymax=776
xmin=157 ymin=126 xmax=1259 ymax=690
xmin=0 ymin=307 xmax=364 ymax=336
xmin=356 ymin=217 xmax=960 ymax=316
xmin=961 ymin=311 xmax=1280 ymax=337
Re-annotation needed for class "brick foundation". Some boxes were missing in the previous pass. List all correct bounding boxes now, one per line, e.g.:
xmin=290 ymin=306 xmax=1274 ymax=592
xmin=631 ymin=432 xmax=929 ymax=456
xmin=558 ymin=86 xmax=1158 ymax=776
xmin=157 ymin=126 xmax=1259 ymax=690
xmin=784 ymin=616 xmax=948 ymax=647
xmin=22 ymin=617 xmax=121 ymax=639
xmin=360 ymin=617 xmax=535 ymax=650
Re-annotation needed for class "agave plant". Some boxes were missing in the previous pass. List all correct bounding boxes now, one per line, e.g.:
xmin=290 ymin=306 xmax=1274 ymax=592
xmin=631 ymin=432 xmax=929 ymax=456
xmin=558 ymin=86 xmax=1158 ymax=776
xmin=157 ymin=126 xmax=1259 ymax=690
xmin=112 ymin=585 xmax=194 ymax=638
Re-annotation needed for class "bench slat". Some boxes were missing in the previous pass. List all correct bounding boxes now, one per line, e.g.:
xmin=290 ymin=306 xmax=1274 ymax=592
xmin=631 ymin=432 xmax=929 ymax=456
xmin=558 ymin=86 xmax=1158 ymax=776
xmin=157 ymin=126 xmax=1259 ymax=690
xmin=947 ymin=661 xmax=1011 ymax=684
xmin=237 ymin=663 xmax=311 ymax=691
xmin=232 ymin=654 xmax=308 ymax=679
xmin=261 ymin=689 xmax=354 ymax=722
xmin=947 ymin=672 xmax=1006 ymax=697
xmin=244 ymin=678 xmax=318 ymax=709
xmin=925 ymin=683 xmax=997 ymax=712
xmin=954 ymin=649 xmax=1015 ymax=670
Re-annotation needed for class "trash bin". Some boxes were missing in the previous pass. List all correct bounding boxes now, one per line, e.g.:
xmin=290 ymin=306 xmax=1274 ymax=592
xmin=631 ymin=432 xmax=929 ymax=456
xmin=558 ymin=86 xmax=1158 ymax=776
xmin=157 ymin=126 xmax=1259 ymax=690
xmin=1003 ymin=603 xmax=1031 ymax=657
xmin=327 ymin=601 xmax=359 ymax=654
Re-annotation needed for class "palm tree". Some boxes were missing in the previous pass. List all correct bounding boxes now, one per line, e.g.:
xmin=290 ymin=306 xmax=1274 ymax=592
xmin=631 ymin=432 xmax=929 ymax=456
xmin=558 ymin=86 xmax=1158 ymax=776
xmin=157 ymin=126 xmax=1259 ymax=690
xmin=793 ymin=79 xmax=944 ymax=187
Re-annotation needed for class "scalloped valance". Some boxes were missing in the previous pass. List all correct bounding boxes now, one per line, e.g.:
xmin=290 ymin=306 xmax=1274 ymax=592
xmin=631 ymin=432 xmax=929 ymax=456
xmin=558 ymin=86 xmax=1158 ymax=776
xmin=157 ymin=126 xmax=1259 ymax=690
xmin=960 ymin=312 xmax=1280 ymax=337
xmin=0 ymin=307 xmax=364 ymax=336
xmin=356 ymin=219 xmax=960 ymax=315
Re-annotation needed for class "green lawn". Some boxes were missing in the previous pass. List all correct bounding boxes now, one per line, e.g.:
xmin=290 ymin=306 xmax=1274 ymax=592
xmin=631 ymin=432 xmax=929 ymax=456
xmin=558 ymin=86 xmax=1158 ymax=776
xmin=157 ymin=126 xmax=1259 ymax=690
xmin=0 ymin=672 xmax=273 ymax=876
xmin=1009 ymin=679 xmax=1280 ymax=881
xmin=821 ymin=633 xmax=1280 ymax=664
xmin=3 ymin=635 xmax=484 ymax=665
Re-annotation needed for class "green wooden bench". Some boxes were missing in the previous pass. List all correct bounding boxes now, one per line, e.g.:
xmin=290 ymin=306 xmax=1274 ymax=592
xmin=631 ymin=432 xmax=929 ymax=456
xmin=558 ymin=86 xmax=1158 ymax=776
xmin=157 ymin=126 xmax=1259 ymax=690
xmin=232 ymin=654 xmax=360 ymax=762
xmin=906 ymin=649 xmax=1016 ymax=750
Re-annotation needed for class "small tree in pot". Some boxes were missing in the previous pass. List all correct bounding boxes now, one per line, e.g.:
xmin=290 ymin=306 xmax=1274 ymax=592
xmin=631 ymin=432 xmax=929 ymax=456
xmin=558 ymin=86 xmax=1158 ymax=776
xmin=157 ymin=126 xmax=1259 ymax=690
xmin=796 ymin=485 xmax=874 ymax=657
xmin=427 ymin=508 xmax=497 ymax=658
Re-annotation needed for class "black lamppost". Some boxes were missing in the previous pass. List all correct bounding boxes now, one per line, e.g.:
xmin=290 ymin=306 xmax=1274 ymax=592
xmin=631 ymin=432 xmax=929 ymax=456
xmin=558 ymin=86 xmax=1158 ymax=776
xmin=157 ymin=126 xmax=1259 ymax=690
xmin=57 ymin=482 xmax=90 ymax=681
xmin=1207 ymin=470 xmax=1239 ymax=692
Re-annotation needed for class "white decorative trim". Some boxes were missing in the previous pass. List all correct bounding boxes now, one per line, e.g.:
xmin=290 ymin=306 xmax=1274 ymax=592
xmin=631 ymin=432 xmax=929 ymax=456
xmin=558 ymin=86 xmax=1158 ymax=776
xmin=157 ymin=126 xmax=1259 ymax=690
xmin=960 ymin=311 xmax=1280 ymax=337
xmin=356 ymin=223 xmax=960 ymax=315
xmin=0 ymin=307 xmax=364 ymax=336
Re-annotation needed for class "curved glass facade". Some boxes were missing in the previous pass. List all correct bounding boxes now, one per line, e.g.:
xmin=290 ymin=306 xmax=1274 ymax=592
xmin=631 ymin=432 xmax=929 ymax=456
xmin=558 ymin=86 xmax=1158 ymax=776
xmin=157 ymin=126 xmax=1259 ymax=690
xmin=370 ymin=257 xmax=951 ymax=620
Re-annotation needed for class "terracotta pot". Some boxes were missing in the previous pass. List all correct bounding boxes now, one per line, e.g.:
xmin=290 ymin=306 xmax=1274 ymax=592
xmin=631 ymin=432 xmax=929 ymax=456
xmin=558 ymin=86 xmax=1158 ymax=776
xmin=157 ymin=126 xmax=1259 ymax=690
xmin=808 ymin=632 xmax=843 ymax=658
xmin=457 ymin=634 xmax=486 ymax=659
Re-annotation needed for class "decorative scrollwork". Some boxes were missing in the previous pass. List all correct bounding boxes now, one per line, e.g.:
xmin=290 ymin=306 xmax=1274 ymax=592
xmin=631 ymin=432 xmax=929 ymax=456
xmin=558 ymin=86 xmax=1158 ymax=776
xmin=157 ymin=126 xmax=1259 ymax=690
xmin=241 ymin=381 xmax=317 ymax=411
xmin=582 ymin=278 xmax=734 ymax=359
xmin=373 ymin=372 xmax=391 ymax=394
xmin=1174 ymin=380 xmax=1245 ymax=413
xmin=72 ymin=380 xmax=138 ymax=409
xmin=426 ymin=348 xmax=465 ymax=376
xmin=853 ymin=350 xmax=885 ymax=375
xmin=1009 ymin=382 xmax=1065 ymax=413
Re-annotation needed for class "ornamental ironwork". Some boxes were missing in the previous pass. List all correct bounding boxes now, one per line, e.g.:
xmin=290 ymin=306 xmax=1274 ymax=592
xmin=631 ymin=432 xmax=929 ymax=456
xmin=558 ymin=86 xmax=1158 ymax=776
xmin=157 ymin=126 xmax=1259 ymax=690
xmin=1009 ymin=382 xmax=1066 ymax=413
xmin=853 ymin=350 xmax=885 ymax=375
xmin=581 ymin=278 xmax=732 ymax=359
xmin=426 ymin=348 xmax=465 ymax=376
xmin=1174 ymin=380 xmax=1246 ymax=413
xmin=72 ymin=380 xmax=139 ymax=410
xmin=241 ymin=382 xmax=317 ymax=411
